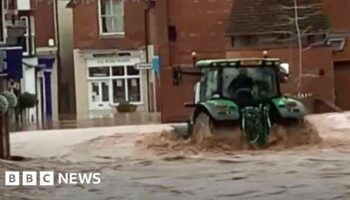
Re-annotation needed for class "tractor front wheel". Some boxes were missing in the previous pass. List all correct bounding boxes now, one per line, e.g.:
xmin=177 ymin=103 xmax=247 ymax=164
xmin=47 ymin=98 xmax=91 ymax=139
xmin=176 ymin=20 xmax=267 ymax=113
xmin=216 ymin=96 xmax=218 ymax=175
xmin=192 ymin=112 xmax=214 ymax=143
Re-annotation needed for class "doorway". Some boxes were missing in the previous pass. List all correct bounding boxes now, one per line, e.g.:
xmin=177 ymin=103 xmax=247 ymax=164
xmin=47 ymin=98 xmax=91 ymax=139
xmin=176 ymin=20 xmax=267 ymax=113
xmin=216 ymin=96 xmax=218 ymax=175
xmin=88 ymin=80 xmax=110 ymax=110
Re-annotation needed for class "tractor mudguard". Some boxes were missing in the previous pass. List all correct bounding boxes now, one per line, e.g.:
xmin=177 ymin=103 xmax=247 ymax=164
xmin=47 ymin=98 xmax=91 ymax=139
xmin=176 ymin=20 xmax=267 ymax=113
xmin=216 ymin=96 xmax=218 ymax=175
xmin=195 ymin=99 xmax=240 ymax=121
xmin=271 ymin=97 xmax=307 ymax=119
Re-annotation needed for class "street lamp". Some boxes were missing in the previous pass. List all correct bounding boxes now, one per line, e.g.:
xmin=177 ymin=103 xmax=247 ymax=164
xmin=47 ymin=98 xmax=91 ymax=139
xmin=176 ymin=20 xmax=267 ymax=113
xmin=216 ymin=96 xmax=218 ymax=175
xmin=191 ymin=51 xmax=197 ymax=67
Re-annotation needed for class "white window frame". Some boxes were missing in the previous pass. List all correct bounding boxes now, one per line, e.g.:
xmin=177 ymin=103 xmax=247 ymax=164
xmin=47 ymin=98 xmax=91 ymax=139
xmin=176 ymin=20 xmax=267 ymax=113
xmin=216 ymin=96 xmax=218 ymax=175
xmin=98 ymin=0 xmax=125 ymax=36
xmin=0 ymin=0 xmax=6 ymax=44
xmin=20 ymin=15 xmax=35 ymax=56
xmin=87 ymin=64 xmax=143 ymax=105
xmin=327 ymin=37 xmax=346 ymax=52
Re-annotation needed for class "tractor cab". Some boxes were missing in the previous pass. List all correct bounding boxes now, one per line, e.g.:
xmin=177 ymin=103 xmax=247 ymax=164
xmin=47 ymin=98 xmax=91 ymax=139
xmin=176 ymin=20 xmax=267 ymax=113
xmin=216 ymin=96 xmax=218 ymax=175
xmin=194 ymin=58 xmax=288 ymax=107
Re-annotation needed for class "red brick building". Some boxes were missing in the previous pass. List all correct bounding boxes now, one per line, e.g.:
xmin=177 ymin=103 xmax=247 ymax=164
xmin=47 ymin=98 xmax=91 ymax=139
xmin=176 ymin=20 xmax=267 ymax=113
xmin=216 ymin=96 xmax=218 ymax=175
xmin=151 ymin=0 xmax=350 ymax=122
xmin=149 ymin=0 xmax=234 ymax=122
xmin=226 ymin=0 xmax=333 ymax=100
xmin=68 ymin=0 xmax=158 ymax=119
xmin=68 ymin=0 xmax=350 ymax=122
xmin=323 ymin=0 xmax=350 ymax=110
xmin=0 ymin=0 xmax=59 ymax=123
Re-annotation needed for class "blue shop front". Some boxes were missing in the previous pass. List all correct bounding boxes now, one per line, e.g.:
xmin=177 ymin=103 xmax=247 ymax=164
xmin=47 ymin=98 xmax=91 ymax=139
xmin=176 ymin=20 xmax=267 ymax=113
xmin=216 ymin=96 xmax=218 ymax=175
xmin=0 ymin=47 xmax=57 ymax=124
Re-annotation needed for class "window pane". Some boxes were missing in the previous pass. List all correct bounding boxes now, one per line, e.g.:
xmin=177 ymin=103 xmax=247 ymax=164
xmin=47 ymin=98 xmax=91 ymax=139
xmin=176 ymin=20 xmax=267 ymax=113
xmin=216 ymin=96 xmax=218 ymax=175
xmin=100 ymin=0 xmax=111 ymax=15
xmin=102 ymin=16 xmax=114 ymax=33
xmin=126 ymin=65 xmax=139 ymax=75
xmin=127 ymin=78 xmax=141 ymax=102
xmin=112 ymin=66 xmax=125 ymax=76
xmin=100 ymin=0 xmax=123 ymax=33
xmin=205 ymin=69 xmax=218 ymax=100
xmin=91 ymin=82 xmax=100 ymax=102
xmin=113 ymin=79 xmax=126 ymax=103
xmin=112 ymin=0 xmax=123 ymax=15
xmin=101 ymin=82 xmax=109 ymax=102
xmin=89 ymin=67 xmax=110 ymax=77
xmin=114 ymin=16 xmax=124 ymax=33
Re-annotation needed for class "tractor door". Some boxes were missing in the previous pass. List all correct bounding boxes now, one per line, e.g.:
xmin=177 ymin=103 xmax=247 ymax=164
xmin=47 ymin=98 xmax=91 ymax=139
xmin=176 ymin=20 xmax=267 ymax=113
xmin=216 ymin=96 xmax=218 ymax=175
xmin=194 ymin=82 xmax=201 ymax=103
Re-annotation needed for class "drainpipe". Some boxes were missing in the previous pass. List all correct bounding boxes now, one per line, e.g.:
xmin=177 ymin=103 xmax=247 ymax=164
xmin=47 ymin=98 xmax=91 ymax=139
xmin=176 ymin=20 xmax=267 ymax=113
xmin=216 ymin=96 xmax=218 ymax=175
xmin=53 ymin=0 xmax=62 ymax=118
xmin=144 ymin=0 xmax=156 ymax=112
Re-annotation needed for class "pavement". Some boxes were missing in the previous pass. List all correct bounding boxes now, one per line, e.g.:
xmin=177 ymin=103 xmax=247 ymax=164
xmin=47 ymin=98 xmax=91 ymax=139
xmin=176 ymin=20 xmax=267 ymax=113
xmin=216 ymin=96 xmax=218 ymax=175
xmin=12 ymin=112 xmax=161 ymax=131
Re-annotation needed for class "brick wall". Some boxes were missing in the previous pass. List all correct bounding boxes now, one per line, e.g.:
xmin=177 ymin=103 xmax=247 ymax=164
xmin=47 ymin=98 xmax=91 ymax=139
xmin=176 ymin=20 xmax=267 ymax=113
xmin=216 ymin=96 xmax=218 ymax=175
xmin=150 ymin=0 xmax=233 ymax=122
xmin=31 ymin=0 xmax=55 ymax=48
xmin=323 ymin=0 xmax=350 ymax=61
xmin=323 ymin=0 xmax=350 ymax=33
xmin=226 ymin=47 xmax=335 ymax=102
xmin=72 ymin=0 xmax=146 ymax=50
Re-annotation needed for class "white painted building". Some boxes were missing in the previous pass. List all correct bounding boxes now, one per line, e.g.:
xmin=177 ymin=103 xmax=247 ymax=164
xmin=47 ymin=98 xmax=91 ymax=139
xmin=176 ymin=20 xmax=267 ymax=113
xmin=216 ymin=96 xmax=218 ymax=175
xmin=73 ymin=49 xmax=157 ymax=119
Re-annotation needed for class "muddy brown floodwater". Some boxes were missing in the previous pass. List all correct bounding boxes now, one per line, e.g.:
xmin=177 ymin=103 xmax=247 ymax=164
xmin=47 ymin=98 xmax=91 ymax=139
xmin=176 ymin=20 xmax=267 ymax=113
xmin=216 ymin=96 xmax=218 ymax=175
xmin=1 ymin=113 xmax=350 ymax=200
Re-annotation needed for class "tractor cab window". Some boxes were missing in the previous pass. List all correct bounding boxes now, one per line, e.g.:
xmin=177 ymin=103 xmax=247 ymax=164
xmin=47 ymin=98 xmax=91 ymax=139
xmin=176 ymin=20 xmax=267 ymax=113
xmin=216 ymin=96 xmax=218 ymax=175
xmin=200 ymin=68 xmax=218 ymax=101
xmin=223 ymin=67 xmax=278 ymax=101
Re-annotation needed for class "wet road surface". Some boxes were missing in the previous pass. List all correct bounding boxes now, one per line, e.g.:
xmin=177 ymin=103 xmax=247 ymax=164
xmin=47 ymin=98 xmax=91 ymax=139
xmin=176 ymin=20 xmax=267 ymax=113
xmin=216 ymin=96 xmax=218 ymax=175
xmin=1 ymin=112 xmax=350 ymax=200
xmin=2 ymin=149 xmax=350 ymax=200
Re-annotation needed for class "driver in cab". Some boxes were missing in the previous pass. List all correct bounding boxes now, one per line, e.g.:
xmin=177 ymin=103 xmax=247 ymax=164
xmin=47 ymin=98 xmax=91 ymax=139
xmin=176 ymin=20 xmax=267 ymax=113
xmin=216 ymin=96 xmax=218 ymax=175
xmin=228 ymin=68 xmax=253 ymax=96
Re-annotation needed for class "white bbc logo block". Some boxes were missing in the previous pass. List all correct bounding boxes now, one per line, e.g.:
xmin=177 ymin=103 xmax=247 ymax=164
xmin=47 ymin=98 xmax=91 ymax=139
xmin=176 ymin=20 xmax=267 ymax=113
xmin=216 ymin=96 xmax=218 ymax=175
xmin=22 ymin=171 xmax=37 ymax=186
xmin=5 ymin=171 xmax=20 ymax=186
xmin=40 ymin=171 xmax=54 ymax=186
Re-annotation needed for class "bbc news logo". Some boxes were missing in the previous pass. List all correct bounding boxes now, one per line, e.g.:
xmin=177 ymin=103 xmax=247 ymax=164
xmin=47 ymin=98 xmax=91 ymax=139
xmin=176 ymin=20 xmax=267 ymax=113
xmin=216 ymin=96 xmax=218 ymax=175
xmin=5 ymin=171 xmax=101 ymax=186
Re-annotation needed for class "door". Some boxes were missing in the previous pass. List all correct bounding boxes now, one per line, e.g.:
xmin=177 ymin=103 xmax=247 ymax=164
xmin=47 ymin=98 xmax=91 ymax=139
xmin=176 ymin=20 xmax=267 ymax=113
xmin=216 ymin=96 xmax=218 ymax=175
xmin=88 ymin=80 xmax=110 ymax=110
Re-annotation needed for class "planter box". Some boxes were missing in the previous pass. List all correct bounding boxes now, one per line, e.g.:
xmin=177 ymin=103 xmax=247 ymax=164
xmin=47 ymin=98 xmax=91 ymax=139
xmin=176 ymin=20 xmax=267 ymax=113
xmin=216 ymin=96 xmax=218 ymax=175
xmin=116 ymin=104 xmax=137 ymax=113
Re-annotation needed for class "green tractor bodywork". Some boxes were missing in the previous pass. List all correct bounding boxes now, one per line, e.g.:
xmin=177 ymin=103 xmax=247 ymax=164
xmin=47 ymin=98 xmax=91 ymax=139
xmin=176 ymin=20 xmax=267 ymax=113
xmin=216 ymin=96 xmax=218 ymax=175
xmin=174 ymin=58 xmax=307 ymax=147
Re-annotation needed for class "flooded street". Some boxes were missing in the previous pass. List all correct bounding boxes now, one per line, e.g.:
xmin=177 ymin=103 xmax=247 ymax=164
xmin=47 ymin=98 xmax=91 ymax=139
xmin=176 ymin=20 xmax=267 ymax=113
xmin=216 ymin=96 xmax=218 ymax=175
xmin=1 ymin=112 xmax=350 ymax=200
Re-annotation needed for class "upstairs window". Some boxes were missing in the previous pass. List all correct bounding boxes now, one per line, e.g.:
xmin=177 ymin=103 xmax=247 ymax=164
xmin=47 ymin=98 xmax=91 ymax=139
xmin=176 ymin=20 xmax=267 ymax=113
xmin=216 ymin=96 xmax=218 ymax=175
xmin=20 ymin=15 xmax=35 ymax=56
xmin=99 ymin=0 xmax=124 ymax=35
xmin=327 ymin=38 xmax=346 ymax=52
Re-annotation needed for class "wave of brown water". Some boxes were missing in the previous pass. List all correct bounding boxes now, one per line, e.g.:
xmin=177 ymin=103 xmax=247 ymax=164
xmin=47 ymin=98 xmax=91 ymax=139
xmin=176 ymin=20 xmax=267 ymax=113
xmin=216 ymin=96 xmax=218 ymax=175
xmin=136 ymin=121 xmax=327 ymax=156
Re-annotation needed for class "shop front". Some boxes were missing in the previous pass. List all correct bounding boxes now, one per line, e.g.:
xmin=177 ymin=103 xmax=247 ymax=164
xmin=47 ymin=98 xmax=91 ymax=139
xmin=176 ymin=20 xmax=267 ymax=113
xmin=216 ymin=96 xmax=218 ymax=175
xmin=74 ymin=49 xmax=152 ymax=119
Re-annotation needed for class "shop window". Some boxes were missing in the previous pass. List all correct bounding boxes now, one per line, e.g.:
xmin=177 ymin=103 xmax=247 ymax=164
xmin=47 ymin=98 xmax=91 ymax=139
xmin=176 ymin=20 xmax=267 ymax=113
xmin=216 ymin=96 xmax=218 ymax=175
xmin=91 ymin=82 xmax=100 ymax=102
xmin=113 ymin=79 xmax=126 ymax=102
xmin=127 ymin=78 xmax=141 ymax=102
xmin=112 ymin=66 xmax=124 ymax=76
xmin=126 ymin=65 xmax=139 ymax=75
xmin=99 ymin=0 xmax=124 ymax=35
xmin=89 ymin=67 xmax=110 ymax=77
xmin=101 ymin=82 xmax=109 ymax=101
xmin=111 ymin=65 xmax=141 ymax=103
xmin=88 ymin=64 xmax=142 ymax=105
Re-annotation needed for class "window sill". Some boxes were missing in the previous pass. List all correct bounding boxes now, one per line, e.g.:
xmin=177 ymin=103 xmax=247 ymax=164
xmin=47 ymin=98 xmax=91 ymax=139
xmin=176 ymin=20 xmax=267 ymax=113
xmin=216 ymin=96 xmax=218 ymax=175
xmin=99 ymin=33 xmax=125 ymax=39
xmin=110 ymin=102 xmax=143 ymax=106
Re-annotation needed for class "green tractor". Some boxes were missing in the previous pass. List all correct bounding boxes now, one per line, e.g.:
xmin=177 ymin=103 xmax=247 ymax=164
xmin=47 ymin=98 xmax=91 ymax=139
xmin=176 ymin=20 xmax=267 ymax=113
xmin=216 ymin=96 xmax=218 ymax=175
xmin=173 ymin=58 xmax=308 ymax=148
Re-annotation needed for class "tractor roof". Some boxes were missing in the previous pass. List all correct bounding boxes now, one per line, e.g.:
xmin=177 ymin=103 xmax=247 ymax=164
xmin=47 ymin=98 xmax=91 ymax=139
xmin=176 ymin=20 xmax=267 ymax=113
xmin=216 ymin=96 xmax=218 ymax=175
xmin=196 ymin=58 xmax=281 ymax=68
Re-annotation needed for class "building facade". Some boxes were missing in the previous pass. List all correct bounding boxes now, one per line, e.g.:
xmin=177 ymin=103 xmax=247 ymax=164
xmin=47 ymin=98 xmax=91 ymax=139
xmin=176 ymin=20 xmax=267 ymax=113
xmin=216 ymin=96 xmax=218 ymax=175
xmin=67 ymin=0 xmax=350 ymax=122
xmin=323 ymin=0 xmax=350 ymax=110
xmin=0 ymin=0 xmax=59 ymax=124
xmin=69 ymin=0 xmax=157 ymax=119
xmin=149 ymin=0 xmax=350 ymax=122
xmin=149 ymin=0 xmax=234 ymax=122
